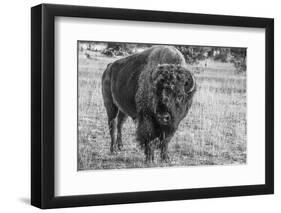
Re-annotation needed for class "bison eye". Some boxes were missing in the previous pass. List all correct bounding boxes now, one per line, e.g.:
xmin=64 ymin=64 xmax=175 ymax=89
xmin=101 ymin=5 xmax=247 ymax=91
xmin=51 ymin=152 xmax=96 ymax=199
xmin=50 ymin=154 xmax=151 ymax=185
xmin=176 ymin=94 xmax=184 ymax=102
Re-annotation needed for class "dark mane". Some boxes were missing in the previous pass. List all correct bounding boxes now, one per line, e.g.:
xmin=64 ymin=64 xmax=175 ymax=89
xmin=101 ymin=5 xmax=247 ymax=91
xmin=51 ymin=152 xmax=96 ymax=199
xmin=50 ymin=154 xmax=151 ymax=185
xmin=152 ymin=64 xmax=195 ymax=94
xmin=102 ymin=46 xmax=196 ymax=162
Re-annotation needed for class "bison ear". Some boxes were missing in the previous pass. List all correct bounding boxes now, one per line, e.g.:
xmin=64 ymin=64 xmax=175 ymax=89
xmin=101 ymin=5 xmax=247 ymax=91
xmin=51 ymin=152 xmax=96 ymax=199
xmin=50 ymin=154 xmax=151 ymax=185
xmin=150 ymin=64 xmax=162 ymax=82
xmin=150 ymin=68 xmax=158 ymax=82
xmin=185 ymin=73 xmax=196 ymax=94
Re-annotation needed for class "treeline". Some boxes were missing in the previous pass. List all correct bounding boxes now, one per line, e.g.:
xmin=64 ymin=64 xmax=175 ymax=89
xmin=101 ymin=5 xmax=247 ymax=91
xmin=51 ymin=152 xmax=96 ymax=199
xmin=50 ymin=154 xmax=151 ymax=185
xmin=175 ymin=46 xmax=247 ymax=73
xmin=79 ymin=42 xmax=246 ymax=73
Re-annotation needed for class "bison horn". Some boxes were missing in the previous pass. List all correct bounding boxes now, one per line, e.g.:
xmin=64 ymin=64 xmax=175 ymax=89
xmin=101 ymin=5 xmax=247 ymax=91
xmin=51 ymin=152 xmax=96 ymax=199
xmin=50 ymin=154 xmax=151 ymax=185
xmin=186 ymin=73 xmax=196 ymax=94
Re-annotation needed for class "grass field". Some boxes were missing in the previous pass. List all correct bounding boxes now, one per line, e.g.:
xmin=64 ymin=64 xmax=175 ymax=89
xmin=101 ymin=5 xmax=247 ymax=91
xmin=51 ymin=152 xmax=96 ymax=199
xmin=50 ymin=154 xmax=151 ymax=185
xmin=78 ymin=51 xmax=247 ymax=170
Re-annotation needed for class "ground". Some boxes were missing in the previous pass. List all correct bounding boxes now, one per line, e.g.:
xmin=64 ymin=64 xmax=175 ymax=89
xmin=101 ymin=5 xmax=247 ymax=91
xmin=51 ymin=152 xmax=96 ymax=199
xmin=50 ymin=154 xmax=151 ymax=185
xmin=78 ymin=51 xmax=247 ymax=170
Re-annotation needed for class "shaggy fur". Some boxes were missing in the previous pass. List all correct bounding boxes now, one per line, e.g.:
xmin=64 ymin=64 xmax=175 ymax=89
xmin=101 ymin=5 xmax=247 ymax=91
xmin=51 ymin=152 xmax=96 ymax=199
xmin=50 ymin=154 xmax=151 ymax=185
xmin=102 ymin=46 xmax=196 ymax=162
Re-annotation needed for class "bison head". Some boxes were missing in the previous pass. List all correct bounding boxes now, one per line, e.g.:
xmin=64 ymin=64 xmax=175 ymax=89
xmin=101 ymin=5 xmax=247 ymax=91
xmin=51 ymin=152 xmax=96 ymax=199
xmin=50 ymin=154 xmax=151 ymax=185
xmin=151 ymin=64 xmax=196 ymax=128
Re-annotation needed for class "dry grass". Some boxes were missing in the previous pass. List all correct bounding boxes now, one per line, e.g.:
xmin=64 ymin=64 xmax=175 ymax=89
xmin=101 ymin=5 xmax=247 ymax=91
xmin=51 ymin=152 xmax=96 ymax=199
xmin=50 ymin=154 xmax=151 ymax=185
xmin=78 ymin=52 xmax=247 ymax=170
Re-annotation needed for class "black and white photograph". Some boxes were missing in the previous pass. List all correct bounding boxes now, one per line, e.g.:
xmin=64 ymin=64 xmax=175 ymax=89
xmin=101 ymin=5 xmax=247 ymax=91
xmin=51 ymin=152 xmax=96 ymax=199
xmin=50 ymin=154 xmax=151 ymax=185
xmin=78 ymin=41 xmax=247 ymax=170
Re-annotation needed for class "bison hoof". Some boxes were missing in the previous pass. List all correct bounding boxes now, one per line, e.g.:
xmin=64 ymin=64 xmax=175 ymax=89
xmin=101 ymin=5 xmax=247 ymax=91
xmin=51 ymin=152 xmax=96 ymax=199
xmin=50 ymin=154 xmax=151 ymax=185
xmin=145 ymin=155 xmax=155 ymax=164
xmin=161 ymin=154 xmax=170 ymax=163
xmin=145 ymin=159 xmax=154 ymax=165
xmin=110 ymin=146 xmax=118 ymax=154
xmin=117 ymin=143 xmax=123 ymax=151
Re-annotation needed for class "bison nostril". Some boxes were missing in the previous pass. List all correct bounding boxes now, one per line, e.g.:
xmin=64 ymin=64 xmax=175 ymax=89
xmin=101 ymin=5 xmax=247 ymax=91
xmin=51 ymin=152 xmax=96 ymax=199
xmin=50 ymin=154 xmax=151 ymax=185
xmin=158 ymin=113 xmax=171 ymax=123
xmin=164 ymin=114 xmax=170 ymax=120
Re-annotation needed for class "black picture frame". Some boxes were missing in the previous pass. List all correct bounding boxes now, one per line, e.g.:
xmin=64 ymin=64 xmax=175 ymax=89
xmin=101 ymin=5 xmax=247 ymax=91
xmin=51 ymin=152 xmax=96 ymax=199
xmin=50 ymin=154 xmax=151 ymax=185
xmin=31 ymin=3 xmax=274 ymax=209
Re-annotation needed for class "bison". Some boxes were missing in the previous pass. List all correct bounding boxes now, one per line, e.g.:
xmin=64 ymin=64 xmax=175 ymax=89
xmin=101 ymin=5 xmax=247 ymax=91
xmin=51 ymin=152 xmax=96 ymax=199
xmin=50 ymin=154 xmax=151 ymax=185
xmin=101 ymin=46 xmax=196 ymax=162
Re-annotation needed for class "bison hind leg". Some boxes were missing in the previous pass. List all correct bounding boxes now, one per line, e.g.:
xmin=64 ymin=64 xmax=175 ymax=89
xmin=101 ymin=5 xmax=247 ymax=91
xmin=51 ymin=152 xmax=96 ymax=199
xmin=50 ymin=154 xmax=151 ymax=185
xmin=116 ymin=110 xmax=127 ymax=150
xmin=103 ymin=98 xmax=118 ymax=153
xmin=102 ymin=67 xmax=119 ymax=153
xmin=108 ymin=110 xmax=118 ymax=153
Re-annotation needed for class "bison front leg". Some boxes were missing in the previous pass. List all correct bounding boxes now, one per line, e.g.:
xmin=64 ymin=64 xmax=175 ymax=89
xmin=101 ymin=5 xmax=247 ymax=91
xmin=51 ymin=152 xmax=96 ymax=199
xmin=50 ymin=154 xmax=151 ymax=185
xmin=145 ymin=146 xmax=154 ymax=163
xmin=160 ymin=143 xmax=169 ymax=162
xmin=136 ymin=115 xmax=156 ymax=163
xmin=144 ymin=139 xmax=157 ymax=163
xmin=160 ymin=134 xmax=173 ymax=162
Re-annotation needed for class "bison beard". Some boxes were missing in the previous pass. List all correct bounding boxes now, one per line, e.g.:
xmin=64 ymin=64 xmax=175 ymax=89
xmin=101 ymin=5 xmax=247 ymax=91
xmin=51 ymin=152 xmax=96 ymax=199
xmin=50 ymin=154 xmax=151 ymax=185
xmin=101 ymin=46 xmax=196 ymax=163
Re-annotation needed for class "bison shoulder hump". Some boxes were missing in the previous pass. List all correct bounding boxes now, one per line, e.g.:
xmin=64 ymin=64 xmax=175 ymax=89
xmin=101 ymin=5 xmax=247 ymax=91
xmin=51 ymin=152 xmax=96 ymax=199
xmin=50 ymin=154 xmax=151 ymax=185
xmin=148 ymin=46 xmax=185 ymax=65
